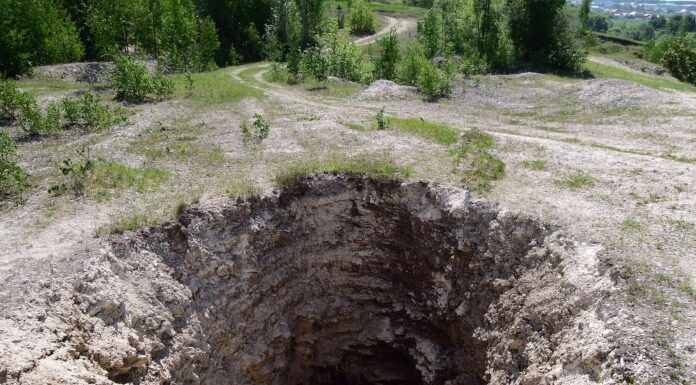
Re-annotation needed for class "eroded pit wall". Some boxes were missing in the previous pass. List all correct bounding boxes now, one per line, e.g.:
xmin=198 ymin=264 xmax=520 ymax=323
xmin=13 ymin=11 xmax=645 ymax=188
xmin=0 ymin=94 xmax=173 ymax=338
xmin=8 ymin=176 xmax=615 ymax=385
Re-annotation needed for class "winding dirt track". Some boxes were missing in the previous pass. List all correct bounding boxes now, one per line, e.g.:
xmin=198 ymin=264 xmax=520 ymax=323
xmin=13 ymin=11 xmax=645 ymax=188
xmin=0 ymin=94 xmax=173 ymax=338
xmin=353 ymin=16 xmax=417 ymax=46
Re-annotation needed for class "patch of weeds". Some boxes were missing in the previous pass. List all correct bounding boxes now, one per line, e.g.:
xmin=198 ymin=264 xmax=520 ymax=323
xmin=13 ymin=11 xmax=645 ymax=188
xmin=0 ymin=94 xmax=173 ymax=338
xmin=48 ymin=147 xmax=95 ymax=198
xmin=297 ymin=115 xmax=320 ymax=122
xmin=521 ymin=159 xmax=547 ymax=171
xmin=622 ymin=219 xmax=641 ymax=231
xmin=62 ymin=92 xmax=124 ymax=132
xmin=128 ymin=124 xmax=226 ymax=165
xmin=388 ymin=117 xmax=459 ymax=146
xmin=226 ymin=178 xmax=261 ymax=197
xmin=95 ymin=214 xmax=161 ymax=236
xmin=555 ymin=171 xmax=595 ymax=189
xmin=241 ymin=113 xmax=270 ymax=145
xmin=376 ymin=107 xmax=390 ymax=130
xmin=451 ymin=129 xmax=505 ymax=192
xmin=92 ymin=161 xmax=169 ymax=195
xmin=274 ymin=157 xmax=412 ymax=188
xmin=670 ymin=219 xmax=694 ymax=231
xmin=342 ymin=122 xmax=369 ymax=131
xmin=676 ymin=281 xmax=696 ymax=300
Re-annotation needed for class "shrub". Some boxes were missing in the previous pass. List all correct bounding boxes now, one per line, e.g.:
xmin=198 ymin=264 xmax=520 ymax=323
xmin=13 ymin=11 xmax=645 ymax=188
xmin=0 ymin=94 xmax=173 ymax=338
xmin=417 ymin=62 xmax=452 ymax=101
xmin=152 ymin=70 xmax=175 ymax=101
xmin=241 ymin=113 xmax=270 ymax=145
xmin=62 ymin=92 xmax=116 ymax=132
xmin=0 ymin=131 xmax=29 ymax=198
xmin=48 ymin=147 xmax=95 ymax=198
xmin=111 ymin=56 xmax=174 ymax=104
xmin=17 ymin=99 xmax=61 ymax=136
xmin=112 ymin=56 xmax=152 ymax=103
xmin=660 ymin=35 xmax=696 ymax=85
xmin=376 ymin=107 xmax=389 ymax=130
xmin=460 ymin=55 xmax=490 ymax=77
xmin=374 ymin=30 xmax=401 ymax=81
xmin=348 ymin=0 xmax=376 ymax=36
xmin=301 ymin=46 xmax=329 ymax=84
xmin=399 ymin=44 xmax=428 ymax=86
xmin=321 ymin=21 xmax=375 ymax=84
xmin=0 ymin=81 xmax=32 ymax=122
xmin=451 ymin=129 xmax=505 ymax=192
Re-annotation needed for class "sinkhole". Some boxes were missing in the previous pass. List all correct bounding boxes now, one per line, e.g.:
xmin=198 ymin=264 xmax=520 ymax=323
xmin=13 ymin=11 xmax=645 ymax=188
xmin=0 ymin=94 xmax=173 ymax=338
xmin=73 ymin=175 xmax=610 ymax=385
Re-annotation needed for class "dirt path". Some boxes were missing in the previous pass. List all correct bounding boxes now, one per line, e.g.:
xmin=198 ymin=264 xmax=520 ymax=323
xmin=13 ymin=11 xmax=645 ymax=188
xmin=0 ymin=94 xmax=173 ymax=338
xmin=353 ymin=16 xmax=417 ymax=46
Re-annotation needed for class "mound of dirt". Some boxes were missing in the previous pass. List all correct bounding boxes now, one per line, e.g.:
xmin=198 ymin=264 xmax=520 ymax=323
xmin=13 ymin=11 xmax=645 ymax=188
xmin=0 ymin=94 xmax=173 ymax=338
xmin=358 ymin=80 xmax=418 ymax=100
xmin=31 ymin=62 xmax=115 ymax=83
xmin=562 ymin=79 xmax=665 ymax=107
xmin=0 ymin=176 xmax=617 ymax=385
xmin=504 ymin=72 xmax=544 ymax=81
xmin=31 ymin=60 xmax=164 ymax=84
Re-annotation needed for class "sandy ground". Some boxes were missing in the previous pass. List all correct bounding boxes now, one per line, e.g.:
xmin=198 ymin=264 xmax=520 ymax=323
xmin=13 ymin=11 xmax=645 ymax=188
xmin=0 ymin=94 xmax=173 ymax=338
xmin=1 ymin=16 xmax=695 ymax=384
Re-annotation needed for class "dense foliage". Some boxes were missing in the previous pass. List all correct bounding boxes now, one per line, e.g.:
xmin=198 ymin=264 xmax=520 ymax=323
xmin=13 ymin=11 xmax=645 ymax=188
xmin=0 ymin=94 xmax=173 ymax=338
xmin=348 ymin=0 xmax=376 ymax=36
xmin=644 ymin=34 xmax=696 ymax=85
xmin=416 ymin=0 xmax=583 ymax=71
xmin=111 ymin=57 xmax=174 ymax=103
xmin=0 ymin=0 xmax=83 ymax=76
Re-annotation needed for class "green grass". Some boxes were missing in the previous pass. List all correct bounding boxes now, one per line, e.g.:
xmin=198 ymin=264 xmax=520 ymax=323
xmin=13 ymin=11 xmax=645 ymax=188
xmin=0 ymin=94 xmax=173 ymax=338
xmin=555 ymin=171 xmax=596 ymax=189
xmin=521 ymin=159 xmax=547 ymax=171
xmin=342 ymin=122 xmax=370 ymax=131
xmin=451 ymin=129 xmax=505 ymax=192
xmin=128 ymin=124 xmax=227 ymax=165
xmin=584 ymin=60 xmax=696 ymax=93
xmin=171 ymin=67 xmax=264 ymax=107
xmin=274 ymin=156 xmax=412 ymax=187
xmin=93 ymin=161 xmax=170 ymax=194
xmin=95 ymin=213 xmax=161 ymax=236
xmin=622 ymin=219 xmax=641 ymax=231
xmin=670 ymin=219 xmax=695 ymax=231
xmin=14 ymin=78 xmax=87 ymax=96
xmin=387 ymin=117 xmax=460 ymax=146
xmin=226 ymin=177 xmax=261 ymax=197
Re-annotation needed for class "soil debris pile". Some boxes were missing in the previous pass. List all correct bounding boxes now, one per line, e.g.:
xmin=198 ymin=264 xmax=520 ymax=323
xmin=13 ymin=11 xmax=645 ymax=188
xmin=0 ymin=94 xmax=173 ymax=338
xmin=1 ymin=176 xmax=614 ymax=385
xmin=562 ymin=78 xmax=665 ymax=107
xmin=358 ymin=80 xmax=418 ymax=100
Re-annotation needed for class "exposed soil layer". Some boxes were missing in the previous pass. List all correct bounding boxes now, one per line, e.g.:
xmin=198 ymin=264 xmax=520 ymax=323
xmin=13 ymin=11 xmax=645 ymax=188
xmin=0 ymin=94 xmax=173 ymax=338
xmin=2 ymin=176 xmax=614 ymax=384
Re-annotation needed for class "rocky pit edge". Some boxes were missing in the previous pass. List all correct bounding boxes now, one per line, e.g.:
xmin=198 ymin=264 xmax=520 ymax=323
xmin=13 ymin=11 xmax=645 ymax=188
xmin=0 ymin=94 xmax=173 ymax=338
xmin=1 ymin=176 xmax=617 ymax=385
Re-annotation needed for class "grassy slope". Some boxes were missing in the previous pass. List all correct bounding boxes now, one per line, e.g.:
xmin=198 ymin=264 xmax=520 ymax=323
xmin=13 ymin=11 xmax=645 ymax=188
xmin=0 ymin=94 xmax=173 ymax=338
xmin=584 ymin=60 xmax=696 ymax=92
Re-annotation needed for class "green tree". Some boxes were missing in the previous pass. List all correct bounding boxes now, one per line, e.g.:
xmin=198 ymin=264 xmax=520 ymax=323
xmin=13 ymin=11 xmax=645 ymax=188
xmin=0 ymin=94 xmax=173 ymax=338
xmin=348 ymin=0 xmax=376 ymax=36
xmin=507 ymin=0 xmax=585 ymax=70
xmin=374 ymin=29 xmax=401 ymax=81
xmin=660 ymin=35 xmax=696 ymax=85
xmin=0 ymin=0 xmax=83 ymax=76
xmin=418 ymin=9 xmax=443 ymax=58
xmin=580 ymin=0 xmax=592 ymax=30
xmin=399 ymin=43 xmax=428 ymax=86
xmin=295 ymin=0 xmax=325 ymax=47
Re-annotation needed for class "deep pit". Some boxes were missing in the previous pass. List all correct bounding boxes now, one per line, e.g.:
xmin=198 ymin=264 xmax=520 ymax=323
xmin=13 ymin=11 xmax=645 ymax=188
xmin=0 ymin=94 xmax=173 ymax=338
xmin=9 ymin=176 xmax=614 ymax=385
